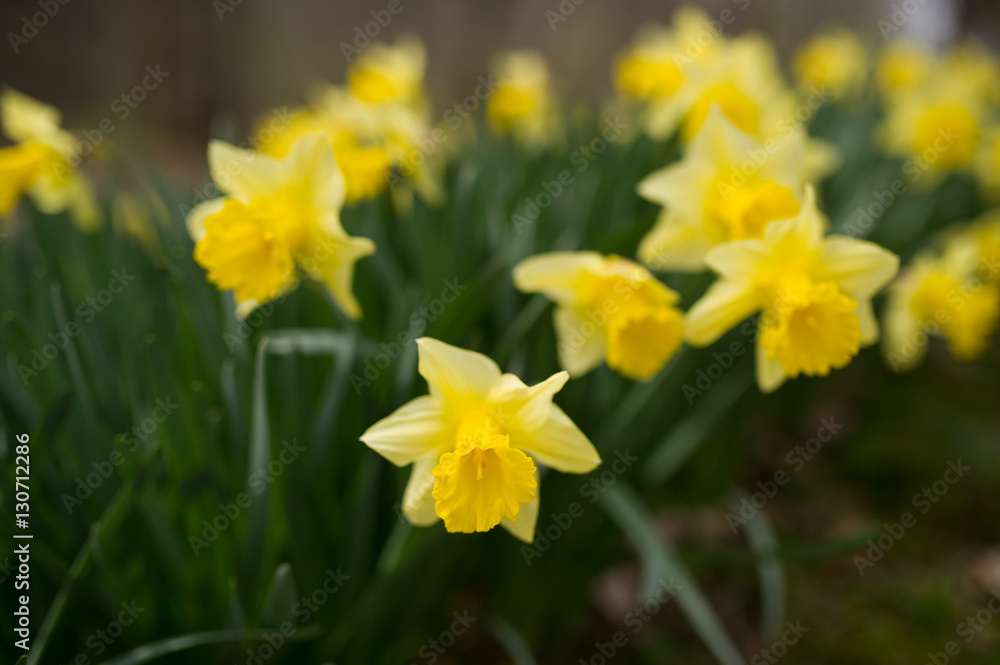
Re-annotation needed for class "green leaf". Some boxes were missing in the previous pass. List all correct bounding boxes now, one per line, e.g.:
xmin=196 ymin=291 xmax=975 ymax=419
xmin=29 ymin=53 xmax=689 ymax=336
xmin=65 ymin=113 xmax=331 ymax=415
xmin=600 ymin=482 xmax=747 ymax=665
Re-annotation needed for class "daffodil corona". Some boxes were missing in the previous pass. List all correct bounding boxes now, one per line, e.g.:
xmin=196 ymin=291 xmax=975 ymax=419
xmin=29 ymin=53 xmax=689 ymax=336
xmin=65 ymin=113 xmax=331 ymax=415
xmin=360 ymin=338 xmax=601 ymax=541
xmin=684 ymin=188 xmax=899 ymax=392
xmin=186 ymin=133 xmax=375 ymax=319
xmin=513 ymin=252 xmax=685 ymax=380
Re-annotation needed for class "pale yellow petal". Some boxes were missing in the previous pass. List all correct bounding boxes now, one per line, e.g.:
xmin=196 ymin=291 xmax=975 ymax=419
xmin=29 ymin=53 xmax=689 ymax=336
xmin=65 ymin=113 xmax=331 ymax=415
xmin=553 ymin=306 xmax=607 ymax=377
xmin=881 ymin=297 xmax=928 ymax=373
xmin=283 ymin=132 xmax=346 ymax=212
xmin=305 ymin=234 xmax=376 ymax=320
xmin=416 ymin=337 xmax=502 ymax=403
xmin=207 ymin=140 xmax=282 ymax=202
xmin=638 ymin=211 xmax=715 ymax=272
xmin=514 ymin=404 xmax=601 ymax=474
xmin=501 ymin=474 xmax=540 ymax=543
xmin=402 ymin=455 xmax=440 ymax=526
xmin=185 ymin=198 xmax=226 ymax=242
xmin=512 ymin=251 xmax=605 ymax=305
xmin=360 ymin=395 xmax=448 ymax=466
xmin=819 ymin=236 xmax=900 ymax=299
xmin=684 ymin=279 xmax=760 ymax=346
xmin=856 ymin=299 xmax=880 ymax=346
xmin=486 ymin=371 xmax=569 ymax=432
xmin=755 ymin=338 xmax=788 ymax=393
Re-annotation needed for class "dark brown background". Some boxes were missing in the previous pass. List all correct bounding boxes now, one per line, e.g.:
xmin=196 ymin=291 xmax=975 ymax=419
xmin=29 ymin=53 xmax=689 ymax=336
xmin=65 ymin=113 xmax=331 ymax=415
xmin=1 ymin=0 xmax=998 ymax=173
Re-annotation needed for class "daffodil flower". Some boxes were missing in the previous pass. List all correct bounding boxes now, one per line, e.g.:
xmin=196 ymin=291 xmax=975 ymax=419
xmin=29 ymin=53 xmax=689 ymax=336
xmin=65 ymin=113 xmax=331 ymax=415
xmin=685 ymin=188 xmax=899 ymax=392
xmin=487 ymin=51 xmax=561 ymax=150
xmin=793 ymin=28 xmax=868 ymax=101
xmin=876 ymin=40 xmax=935 ymax=99
xmin=186 ymin=133 xmax=374 ymax=319
xmin=0 ymin=89 xmax=98 ymax=230
xmin=883 ymin=224 xmax=1000 ymax=371
xmin=513 ymin=252 xmax=684 ymax=380
xmin=879 ymin=74 xmax=986 ymax=180
xmin=360 ymin=338 xmax=601 ymax=541
xmin=637 ymin=109 xmax=820 ymax=272
xmin=347 ymin=37 xmax=428 ymax=110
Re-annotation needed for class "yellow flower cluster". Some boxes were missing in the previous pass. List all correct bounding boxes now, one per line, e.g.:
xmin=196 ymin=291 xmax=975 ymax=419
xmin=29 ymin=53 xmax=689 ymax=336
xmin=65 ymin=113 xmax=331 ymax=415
xmin=255 ymin=38 xmax=443 ymax=206
xmin=10 ymin=7 xmax=1000 ymax=544
xmin=0 ymin=89 xmax=97 ymax=230
xmin=877 ymin=39 xmax=1000 ymax=184
xmin=884 ymin=214 xmax=1000 ymax=370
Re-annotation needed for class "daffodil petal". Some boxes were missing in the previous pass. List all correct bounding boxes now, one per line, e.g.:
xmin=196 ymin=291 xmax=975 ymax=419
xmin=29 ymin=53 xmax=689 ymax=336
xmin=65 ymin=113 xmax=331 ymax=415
xmin=402 ymin=455 xmax=440 ymax=526
xmin=514 ymin=404 xmax=601 ymax=474
xmin=283 ymin=132 xmax=346 ymax=212
xmin=360 ymin=395 xmax=448 ymax=466
xmin=881 ymin=298 xmax=927 ymax=373
xmin=553 ymin=306 xmax=607 ymax=377
xmin=208 ymin=140 xmax=283 ymax=202
xmin=416 ymin=337 xmax=502 ymax=404
xmin=755 ymin=338 xmax=788 ymax=393
xmin=501 ymin=474 xmax=540 ymax=543
xmin=818 ymin=236 xmax=900 ymax=299
xmin=512 ymin=251 xmax=605 ymax=305
xmin=638 ymin=211 xmax=715 ymax=272
xmin=487 ymin=371 xmax=569 ymax=432
xmin=185 ymin=198 xmax=226 ymax=242
xmin=856 ymin=299 xmax=880 ymax=346
xmin=684 ymin=279 xmax=759 ymax=346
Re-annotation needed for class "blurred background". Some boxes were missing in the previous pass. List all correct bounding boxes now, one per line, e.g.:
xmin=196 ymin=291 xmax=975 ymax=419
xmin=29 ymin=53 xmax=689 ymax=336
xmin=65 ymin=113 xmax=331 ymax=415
xmin=2 ymin=0 xmax=1000 ymax=178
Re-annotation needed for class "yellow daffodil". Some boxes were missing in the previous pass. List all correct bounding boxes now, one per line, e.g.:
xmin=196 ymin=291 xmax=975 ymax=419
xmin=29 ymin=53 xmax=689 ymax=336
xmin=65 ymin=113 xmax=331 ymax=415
xmin=347 ymin=37 xmax=427 ymax=110
xmin=186 ymin=133 xmax=374 ymax=319
xmin=685 ymin=187 xmax=899 ymax=392
xmin=637 ymin=109 xmax=814 ymax=272
xmin=876 ymin=40 xmax=935 ymax=99
xmin=0 ymin=89 xmax=98 ymax=230
xmin=487 ymin=50 xmax=561 ymax=149
xmin=945 ymin=40 xmax=1000 ymax=106
xmin=614 ymin=7 xmax=724 ymax=103
xmin=793 ymin=28 xmax=868 ymax=101
xmin=883 ymin=222 xmax=1000 ymax=371
xmin=512 ymin=252 xmax=684 ymax=380
xmin=879 ymin=73 xmax=986 ymax=180
xmin=360 ymin=338 xmax=601 ymax=541
xmin=259 ymin=83 xmax=440 ymax=205
xmin=639 ymin=31 xmax=796 ymax=142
